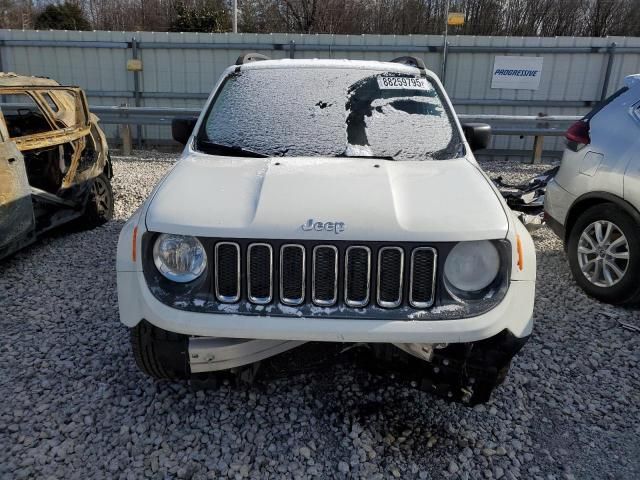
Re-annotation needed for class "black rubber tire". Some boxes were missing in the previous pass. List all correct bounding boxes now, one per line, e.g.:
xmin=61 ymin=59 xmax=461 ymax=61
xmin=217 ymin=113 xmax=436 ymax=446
xmin=567 ymin=203 xmax=640 ymax=305
xmin=130 ymin=320 xmax=191 ymax=380
xmin=77 ymin=173 xmax=114 ymax=228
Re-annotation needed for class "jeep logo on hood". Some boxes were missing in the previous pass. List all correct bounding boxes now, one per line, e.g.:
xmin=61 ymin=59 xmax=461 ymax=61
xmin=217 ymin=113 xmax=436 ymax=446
xmin=301 ymin=218 xmax=345 ymax=234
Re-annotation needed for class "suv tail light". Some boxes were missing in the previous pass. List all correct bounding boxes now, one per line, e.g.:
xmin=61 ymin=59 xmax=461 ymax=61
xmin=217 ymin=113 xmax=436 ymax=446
xmin=565 ymin=120 xmax=590 ymax=150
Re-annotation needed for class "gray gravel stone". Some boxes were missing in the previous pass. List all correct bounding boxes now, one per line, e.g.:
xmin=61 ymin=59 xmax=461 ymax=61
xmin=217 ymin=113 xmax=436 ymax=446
xmin=0 ymin=152 xmax=638 ymax=479
xmin=299 ymin=446 xmax=311 ymax=459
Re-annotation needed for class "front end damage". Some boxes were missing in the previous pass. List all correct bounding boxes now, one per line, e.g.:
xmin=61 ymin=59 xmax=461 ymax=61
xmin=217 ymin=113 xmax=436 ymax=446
xmin=368 ymin=331 xmax=529 ymax=405
xmin=134 ymin=319 xmax=528 ymax=406
xmin=492 ymin=166 xmax=559 ymax=232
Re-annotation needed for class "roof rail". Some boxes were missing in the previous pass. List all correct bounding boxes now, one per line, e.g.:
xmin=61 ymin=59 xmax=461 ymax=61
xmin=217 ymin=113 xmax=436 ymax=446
xmin=235 ymin=53 xmax=271 ymax=66
xmin=390 ymin=56 xmax=427 ymax=72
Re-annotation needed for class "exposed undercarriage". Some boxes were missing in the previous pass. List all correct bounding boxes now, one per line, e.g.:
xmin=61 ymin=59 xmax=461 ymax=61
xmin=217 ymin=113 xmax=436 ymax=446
xmin=132 ymin=320 xmax=528 ymax=406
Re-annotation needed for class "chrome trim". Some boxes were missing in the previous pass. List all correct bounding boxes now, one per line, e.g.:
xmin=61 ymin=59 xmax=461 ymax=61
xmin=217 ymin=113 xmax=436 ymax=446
xmin=280 ymin=244 xmax=305 ymax=306
xmin=247 ymin=243 xmax=273 ymax=304
xmin=312 ymin=245 xmax=338 ymax=307
xmin=214 ymin=242 xmax=240 ymax=303
xmin=409 ymin=247 xmax=438 ymax=308
xmin=376 ymin=246 xmax=404 ymax=308
xmin=344 ymin=246 xmax=371 ymax=308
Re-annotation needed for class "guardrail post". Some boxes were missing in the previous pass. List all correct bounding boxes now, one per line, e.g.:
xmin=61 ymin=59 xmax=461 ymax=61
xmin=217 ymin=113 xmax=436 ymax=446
xmin=600 ymin=42 xmax=617 ymax=101
xmin=131 ymin=37 xmax=143 ymax=148
xmin=289 ymin=40 xmax=296 ymax=59
xmin=121 ymin=124 xmax=133 ymax=155
xmin=531 ymin=135 xmax=544 ymax=164
xmin=120 ymin=103 xmax=133 ymax=155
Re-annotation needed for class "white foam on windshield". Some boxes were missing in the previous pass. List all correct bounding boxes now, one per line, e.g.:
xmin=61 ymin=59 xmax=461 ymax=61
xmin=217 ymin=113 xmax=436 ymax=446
xmin=204 ymin=68 xmax=459 ymax=161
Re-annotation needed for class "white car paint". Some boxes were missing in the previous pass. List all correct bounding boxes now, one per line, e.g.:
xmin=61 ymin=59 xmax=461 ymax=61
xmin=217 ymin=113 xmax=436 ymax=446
xmin=145 ymin=154 xmax=509 ymax=242
xmin=117 ymin=58 xmax=536 ymax=373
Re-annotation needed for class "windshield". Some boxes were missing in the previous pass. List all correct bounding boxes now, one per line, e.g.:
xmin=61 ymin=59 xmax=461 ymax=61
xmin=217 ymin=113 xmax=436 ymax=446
xmin=198 ymin=66 xmax=463 ymax=161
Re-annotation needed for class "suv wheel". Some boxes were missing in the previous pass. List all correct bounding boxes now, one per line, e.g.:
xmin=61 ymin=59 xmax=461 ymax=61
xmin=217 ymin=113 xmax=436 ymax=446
xmin=567 ymin=203 xmax=640 ymax=305
xmin=130 ymin=320 xmax=190 ymax=380
xmin=78 ymin=173 xmax=114 ymax=228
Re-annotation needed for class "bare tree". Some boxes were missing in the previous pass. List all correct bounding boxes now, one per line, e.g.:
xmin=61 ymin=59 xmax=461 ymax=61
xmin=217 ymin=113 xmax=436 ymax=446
xmin=4 ymin=0 xmax=639 ymax=37
xmin=584 ymin=0 xmax=628 ymax=36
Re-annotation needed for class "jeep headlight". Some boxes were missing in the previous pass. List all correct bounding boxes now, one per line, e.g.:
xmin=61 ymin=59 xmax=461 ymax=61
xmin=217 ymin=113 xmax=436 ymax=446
xmin=153 ymin=234 xmax=206 ymax=282
xmin=444 ymin=240 xmax=500 ymax=300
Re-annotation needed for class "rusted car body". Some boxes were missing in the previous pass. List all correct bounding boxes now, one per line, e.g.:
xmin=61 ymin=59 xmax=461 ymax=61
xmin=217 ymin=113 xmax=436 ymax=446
xmin=0 ymin=73 xmax=113 ymax=260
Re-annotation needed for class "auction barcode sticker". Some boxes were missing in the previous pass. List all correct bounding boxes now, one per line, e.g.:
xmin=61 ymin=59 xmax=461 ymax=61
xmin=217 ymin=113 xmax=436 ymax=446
xmin=377 ymin=76 xmax=429 ymax=90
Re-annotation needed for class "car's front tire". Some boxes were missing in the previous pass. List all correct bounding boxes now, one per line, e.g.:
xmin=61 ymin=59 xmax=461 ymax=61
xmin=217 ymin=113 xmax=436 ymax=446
xmin=130 ymin=320 xmax=190 ymax=379
xmin=567 ymin=203 xmax=640 ymax=305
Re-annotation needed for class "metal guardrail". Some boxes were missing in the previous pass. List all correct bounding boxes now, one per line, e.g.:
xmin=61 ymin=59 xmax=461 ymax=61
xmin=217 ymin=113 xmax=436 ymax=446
xmin=2 ymin=102 xmax=573 ymax=129
xmin=91 ymin=105 xmax=201 ymax=125
xmin=88 ymin=105 xmax=578 ymax=163
xmin=92 ymin=104 xmax=579 ymax=128
xmin=0 ymin=103 xmax=578 ymax=162
xmin=461 ymin=114 xmax=579 ymax=162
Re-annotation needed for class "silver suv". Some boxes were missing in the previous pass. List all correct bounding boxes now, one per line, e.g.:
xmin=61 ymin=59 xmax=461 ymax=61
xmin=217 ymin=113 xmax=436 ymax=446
xmin=544 ymin=74 xmax=640 ymax=305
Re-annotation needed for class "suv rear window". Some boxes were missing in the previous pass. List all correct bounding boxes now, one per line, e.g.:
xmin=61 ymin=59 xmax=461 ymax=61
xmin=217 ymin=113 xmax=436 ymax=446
xmin=584 ymin=87 xmax=629 ymax=121
xmin=198 ymin=67 xmax=463 ymax=161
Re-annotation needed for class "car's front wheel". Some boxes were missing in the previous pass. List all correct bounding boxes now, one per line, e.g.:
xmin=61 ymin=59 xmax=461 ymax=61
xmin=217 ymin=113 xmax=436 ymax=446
xmin=130 ymin=320 xmax=191 ymax=380
xmin=567 ymin=203 xmax=640 ymax=305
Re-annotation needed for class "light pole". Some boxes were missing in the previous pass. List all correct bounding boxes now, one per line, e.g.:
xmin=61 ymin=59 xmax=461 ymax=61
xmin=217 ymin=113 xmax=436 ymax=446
xmin=441 ymin=3 xmax=464 ymax=85
xmin=441 ymin=0 xmax=450 ymax=81
xmin=232 ymin=0 xmax=238 ymax=33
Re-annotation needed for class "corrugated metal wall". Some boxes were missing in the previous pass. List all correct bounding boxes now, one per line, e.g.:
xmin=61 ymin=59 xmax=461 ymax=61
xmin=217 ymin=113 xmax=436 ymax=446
xmin=1 ymin=29 xmax=639 ymax=153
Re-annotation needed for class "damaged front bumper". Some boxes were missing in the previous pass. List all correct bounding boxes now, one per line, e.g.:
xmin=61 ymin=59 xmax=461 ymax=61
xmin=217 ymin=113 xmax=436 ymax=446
xmin=369 ymin=329 xmax=529 ymax=405
xmin=175 ymin=327 xmax=529 ymax=405
xmin=189 ymin=337 xmax=304 ymax=373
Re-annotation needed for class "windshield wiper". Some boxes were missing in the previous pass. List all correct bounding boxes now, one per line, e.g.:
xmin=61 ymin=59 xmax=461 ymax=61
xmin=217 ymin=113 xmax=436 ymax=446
xmin=197 ymin=139 xmax=267 ymax=158
xmin=336 ymin=154 xmax=396 ymax=160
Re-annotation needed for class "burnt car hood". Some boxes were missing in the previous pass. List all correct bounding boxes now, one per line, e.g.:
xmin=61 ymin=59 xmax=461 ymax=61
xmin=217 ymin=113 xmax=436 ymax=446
xmin=145 ymin=153 xmax=509 ymax=242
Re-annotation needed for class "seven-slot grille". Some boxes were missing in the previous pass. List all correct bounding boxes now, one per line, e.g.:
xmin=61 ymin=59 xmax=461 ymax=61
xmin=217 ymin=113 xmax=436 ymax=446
xmin=212 ymin=242 xmax=437 ymax=309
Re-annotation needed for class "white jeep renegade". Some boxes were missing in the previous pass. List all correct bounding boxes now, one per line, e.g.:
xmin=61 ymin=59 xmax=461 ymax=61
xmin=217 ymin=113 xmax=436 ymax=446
xmin=116 ymin=55 xmax=536 ymax=404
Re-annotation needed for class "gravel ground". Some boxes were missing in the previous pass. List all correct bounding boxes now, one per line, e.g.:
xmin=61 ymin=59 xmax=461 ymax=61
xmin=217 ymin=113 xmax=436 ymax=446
xmin=1 ymin=151 xmax=639 ymax=480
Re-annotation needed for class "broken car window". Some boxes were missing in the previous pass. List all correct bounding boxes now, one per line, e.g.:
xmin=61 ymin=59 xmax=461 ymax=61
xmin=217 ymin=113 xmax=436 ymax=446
xmin=41 ymin=92 xmax=59 ymax=112
xmin=2 ymin=93 xmax=53 ymax=138
xmin=199 ymin=67 xmax=463 ymax=161
xmin=47 ymin=89 xmax=86 ymax=129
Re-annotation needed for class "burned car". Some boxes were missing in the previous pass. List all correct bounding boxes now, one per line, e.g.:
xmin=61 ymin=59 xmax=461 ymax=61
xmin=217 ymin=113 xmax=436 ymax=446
xmin=0 ymin=73 xmax=113 ymax=260
xmin=117 ymin=56 xmax=536 ymax=405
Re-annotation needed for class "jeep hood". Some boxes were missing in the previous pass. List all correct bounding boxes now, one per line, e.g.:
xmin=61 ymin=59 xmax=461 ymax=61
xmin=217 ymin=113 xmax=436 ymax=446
xmin=145 ymin=154 xmax=509 ymax=242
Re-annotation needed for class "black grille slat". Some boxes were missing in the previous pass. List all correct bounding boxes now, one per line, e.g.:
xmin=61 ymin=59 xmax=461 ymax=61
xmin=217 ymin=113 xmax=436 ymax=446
xmin=248 ymin=244 xmax=272 ymax=303
xmin=377 ymin=247 xmax=404 ymax=308
xmin=280 ymin=245 xmax=305 ymax=305
xmin=215 ymin=242 xmax=240 ymax=302
xmin=410 ymin=248 xmax=436 ymax=308
xmin=345 ymin=247 xmax=370 ymax=307
xmin=312 ymin=246 xmax=338 ymax=306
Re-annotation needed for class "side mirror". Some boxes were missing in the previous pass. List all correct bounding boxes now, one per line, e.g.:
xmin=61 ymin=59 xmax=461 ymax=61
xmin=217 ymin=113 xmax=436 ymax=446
xmin=172 ymin=117 xmax=198 ymax=146
xmin=461 ymin=123 xmax=492 ymax=152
